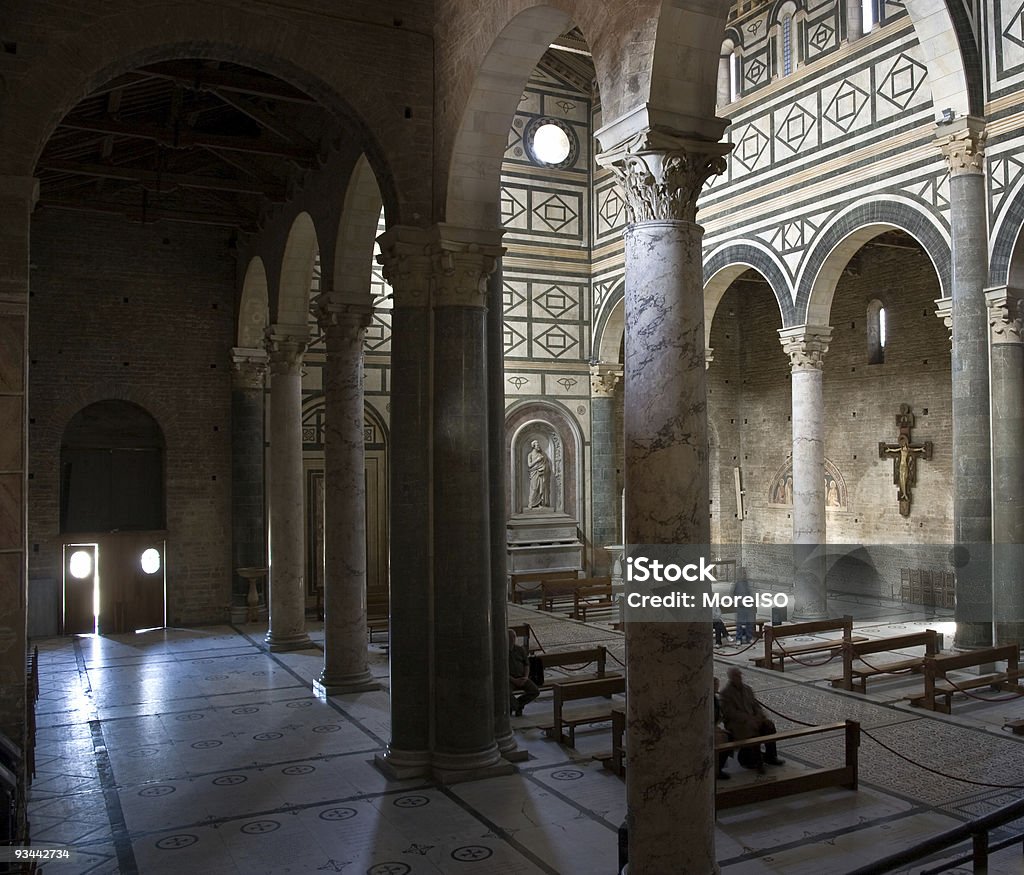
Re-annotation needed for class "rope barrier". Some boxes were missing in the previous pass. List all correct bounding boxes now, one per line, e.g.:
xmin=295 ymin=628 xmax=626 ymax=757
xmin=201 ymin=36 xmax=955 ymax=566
xmin=713 ymin=637 xmax=762 ymax=656
xmin=931 ymin=672 xmax=1024 ymax=704
xmin=773 ymin=638 xmax=841 ymax=667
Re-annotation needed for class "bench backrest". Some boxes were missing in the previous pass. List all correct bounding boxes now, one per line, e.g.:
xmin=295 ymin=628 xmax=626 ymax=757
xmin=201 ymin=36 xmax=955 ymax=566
xmin=539 ymin=646 xmax=608 ymax=675
xmin=928 ymin=643 xmax=1019 ymax=675
xmin=542 ymin=576 xmax=611 ymax=595
xmin=769 ymin=615 xmax=853 ymax=641
xmin=553 ymin=675 xmax=625 ymax=706
xmin=847 ymin=630 xmax=938 ymax=658
xmin=512 ymin=569 xmax=578 ymax=586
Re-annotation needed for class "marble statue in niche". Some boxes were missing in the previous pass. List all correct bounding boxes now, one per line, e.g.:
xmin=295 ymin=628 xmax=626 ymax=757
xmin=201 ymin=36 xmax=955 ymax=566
xmin=527 ymin=440 xmax=550 ymax=508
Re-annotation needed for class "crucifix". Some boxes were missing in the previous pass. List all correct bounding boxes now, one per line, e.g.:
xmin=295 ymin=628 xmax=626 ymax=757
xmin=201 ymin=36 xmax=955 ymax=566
xmin=878 ymin=404 xmax=932 ymax=516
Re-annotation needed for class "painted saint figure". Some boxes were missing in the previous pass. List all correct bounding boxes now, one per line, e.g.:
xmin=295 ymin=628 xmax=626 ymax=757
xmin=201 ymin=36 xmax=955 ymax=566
xmin=527 ymin=440 xmax=550 ymax=508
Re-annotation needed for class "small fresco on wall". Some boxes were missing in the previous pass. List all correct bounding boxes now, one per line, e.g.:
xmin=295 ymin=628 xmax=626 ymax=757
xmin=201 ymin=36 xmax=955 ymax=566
xmin=767 ymin=457 xmax=848 ymax=510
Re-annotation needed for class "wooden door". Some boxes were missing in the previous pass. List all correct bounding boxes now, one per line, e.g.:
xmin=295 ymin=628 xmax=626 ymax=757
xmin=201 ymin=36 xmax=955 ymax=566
xmin=96 ymin=532 xmax=166 ymax=634
xmin=63 ymin=543 xmax=97 ymax=634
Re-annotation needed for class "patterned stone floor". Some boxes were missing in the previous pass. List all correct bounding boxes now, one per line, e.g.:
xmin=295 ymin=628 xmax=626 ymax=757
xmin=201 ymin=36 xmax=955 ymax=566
xmin=23 ymin=597 xmax=1024 ymax=874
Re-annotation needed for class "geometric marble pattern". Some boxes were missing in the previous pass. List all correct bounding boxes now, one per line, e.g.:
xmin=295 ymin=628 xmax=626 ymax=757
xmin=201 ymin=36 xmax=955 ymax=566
xmin=877 ymin=53 xmax=928 ymax=110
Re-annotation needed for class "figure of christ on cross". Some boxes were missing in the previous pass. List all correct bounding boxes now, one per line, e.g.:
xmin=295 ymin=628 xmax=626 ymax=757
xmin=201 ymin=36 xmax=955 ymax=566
xmin=878 ymin=405 xmax=932 ymax=517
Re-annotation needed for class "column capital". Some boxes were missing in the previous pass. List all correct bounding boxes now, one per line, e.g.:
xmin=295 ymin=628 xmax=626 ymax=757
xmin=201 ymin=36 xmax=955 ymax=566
xmin=595 ymin=127 xmax=730 ymax=224
xmin=313 ymin=290 xmax=373 ymax=337
xmin=431 ymin=225 xmax=505 ymax=309
xmin=231 ymin=346 xmax=269 ymax=390
xmin=377 ymin=225 xmax=433 ymax=308
xmin=936 ymin=116 xmax=986 ymax=177
xmin=589 ymin=362 xmax=622 ymax=397
xmin=778 ymin=325 xmax=832 ymax=371
xmin=987 ymin=286 xmax=1023 ymax=346
xmin=264 ymin=324 xmax=308 ymax=376
xmin=934 ymin=296 xmax=953 ymax=347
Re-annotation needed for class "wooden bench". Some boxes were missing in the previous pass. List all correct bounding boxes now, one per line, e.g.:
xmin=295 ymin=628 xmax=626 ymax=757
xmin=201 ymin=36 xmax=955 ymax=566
xmin=604 ymin=706 xmax=626 ymax=776
xmin=1004 ymin=719 xmax=1024 ymax=735
xmin=510 ymin=569 xmax=578 ymax=604
xmin=367 ymin=599 xmax=389 ymax=642
xmin=909 ymin=644 xmax=1023 ymax=713
xmin=535 ymin=645 xmax=621 ymax=690
xmin=715 ymin=721 xmax=860 ymax=811
xmin=720 ymin=618 xmax=768 ymax=642
xmin=572 ymin=581 xmax=615 ymax=621
xmin=754 ymin=616 xmax=864 ymax=672
xmin=541 ymin=676 xmax=626 ymax=747
xmin=541 ymin=576 xmax=611 ymax=614
xmin=830 ymin=630 xmax=940 ymax=693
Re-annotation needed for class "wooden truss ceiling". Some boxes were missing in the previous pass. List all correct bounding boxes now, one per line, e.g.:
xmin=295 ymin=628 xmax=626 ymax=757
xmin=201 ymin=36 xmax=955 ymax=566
xmin=37 ymin=60 xmax=339 ymax=231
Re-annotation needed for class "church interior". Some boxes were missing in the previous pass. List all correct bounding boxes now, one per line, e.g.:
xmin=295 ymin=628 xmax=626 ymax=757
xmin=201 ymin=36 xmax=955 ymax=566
xmin=1 ymin=0 xmax=1023 ymax=872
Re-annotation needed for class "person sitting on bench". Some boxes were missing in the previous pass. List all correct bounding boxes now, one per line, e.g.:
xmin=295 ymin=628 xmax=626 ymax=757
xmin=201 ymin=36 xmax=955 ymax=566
xmin=719 ymin=667 xmax=785 ymax=773
xmin=508 ymin=630 xmax=539 ymax=717
xmin=714 ymin=676 xmax=732 ymax=780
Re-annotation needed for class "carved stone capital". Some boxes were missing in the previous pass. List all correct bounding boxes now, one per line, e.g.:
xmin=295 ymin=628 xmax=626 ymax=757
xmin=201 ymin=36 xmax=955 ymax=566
xmin=376 ymin=225 xmax=432 ymax=309
xmin=314 ymin=290 xmax=373 ymax=344
xmin=778 ymin=325 xmax=832 ymax=372
xmin=589 ymin=363 xmax=622 ymax=398
xmin=431 ymin=225 xmax=504 ymax=309
xmin=934 ymin=297 xmax=953 ymax=348
xmin=264 ymin=324 xmax=308 ymax=377
xmin=987 ymin=287 xmax=1023 ymax=346
xmin=596 ymin=128 xmax=730 ymax=224
xmin=231 ymin=346 xmax=269 ymax=390
xmin=936 ymin=117 xmax=986 ymax=177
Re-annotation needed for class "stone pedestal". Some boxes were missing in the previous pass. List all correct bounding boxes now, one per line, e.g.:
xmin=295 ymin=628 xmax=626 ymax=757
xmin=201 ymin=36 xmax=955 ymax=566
xmin=938 ymin=119 xmax=993 ymax=649
xmin=506 ymin=510 xmax=583 ymax=574
xmin=264 ymin=327 xmax=313 ymax=652
xmin=779 ymin=326 xmax=832 ymax=620
xmin=313 ymin=291 xmax=379 ymax=695
xmin=596 ymin=123 xmax=729 ymax=875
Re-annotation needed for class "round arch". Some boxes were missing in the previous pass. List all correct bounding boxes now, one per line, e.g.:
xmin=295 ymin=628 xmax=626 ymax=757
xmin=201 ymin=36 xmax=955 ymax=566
xmin=333 ymin=155 xmax=385 ymax=296
xmin=903 ymin=0 xmax=982 ymax=119
xmin=797 ymin=198 xmax=951 ymax=326
xmin=990 ymin=184 xmax=1024 ymax=288
xmin=593 ymin=282 xmax=625 ymax=364
xmin=238 ymin=257 xmax=269 ymax=349
xmin=703 ymin=243 xmax=794 ymax=340
xmin=277 ymin=212 xmax=320 ymax=328
xmin=0 ymin=9 xmax=409 ymax=220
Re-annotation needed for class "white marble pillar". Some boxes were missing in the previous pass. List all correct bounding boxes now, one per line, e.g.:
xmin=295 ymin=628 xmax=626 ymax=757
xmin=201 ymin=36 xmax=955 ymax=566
xmin=264 ymin=326 xmax=313 ymax=651
xmin=988 ymin=289 xmax=1024 ymax=645
xmin=779 ymin=326 xmax=832 ymax=620
xmin=596 ymin=124 xmax=729 ymax=875
xmin=375 ymin=227 xmax=433 ymax=778
xmin=938 ymin=118 xmax=993 ymax=649
xmin=313 ymin=291 xmax=380 ymax=694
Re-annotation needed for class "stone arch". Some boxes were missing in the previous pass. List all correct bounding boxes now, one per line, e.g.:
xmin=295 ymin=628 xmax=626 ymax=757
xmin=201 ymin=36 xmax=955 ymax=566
xmin=989 ymin=184 xmax=1024 ymax=288
xmin=904 ymin=0 xmax=983 ymax=119
xmin=276 ymin=212 xmax=320 ymax=328
xmin=0 ymin=8 xmax=411 ymax=220
xmin=797 ymin=198 xmax=951 ymax=326
xmin=703 ymin=243 xmax=795 ymax=341
xmin=593 ymin=282 xmax=625 ymax=364
xmin=333 ymin=155 xmax=385 ymax=297
xmin=238 ymin=257 xmax=269 ymax=349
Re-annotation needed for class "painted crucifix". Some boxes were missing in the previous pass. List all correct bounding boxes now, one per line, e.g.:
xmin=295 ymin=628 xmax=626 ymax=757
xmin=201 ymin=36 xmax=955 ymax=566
xmin=878 ymin=404 xmax=932 ymax=517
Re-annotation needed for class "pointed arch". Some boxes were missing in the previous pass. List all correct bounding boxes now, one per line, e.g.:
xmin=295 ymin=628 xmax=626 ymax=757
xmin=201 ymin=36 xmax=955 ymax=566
xmin=333 ymin=155 xmax=385 ymax=297
xmin=276 ymin=212 xmax=320 ymax=328
xmin=238 ymin=257 xmax=269 ymax=349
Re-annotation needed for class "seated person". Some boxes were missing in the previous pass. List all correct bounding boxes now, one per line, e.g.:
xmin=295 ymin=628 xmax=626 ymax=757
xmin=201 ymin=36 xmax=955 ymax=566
xmin=719 ymin=667 xmax=785 ymax=773
xmin=714 ymin=676 xmax=732 ymax=780
xmin=508 ymin=630 xmax=539 ymax=717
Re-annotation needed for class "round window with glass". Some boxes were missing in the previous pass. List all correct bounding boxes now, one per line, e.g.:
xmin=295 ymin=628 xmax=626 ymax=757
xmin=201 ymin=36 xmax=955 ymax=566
xmin=524 ymin=118 xmax=579 ymax=169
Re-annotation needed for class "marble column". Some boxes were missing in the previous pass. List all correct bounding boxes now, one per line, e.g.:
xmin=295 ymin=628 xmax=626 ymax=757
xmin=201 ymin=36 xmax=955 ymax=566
xmin=430 ymin=226 xmax=506 ymax=780
xmin=847 ymin=0 xmax=864 ymax=41
xmin=486 ymin=260 xmax=520 ymax=760
xmin=938 ymin=118 xmax=993 ymax=649
xmin=313 ymin=291 xmax=380 ymax=694
xmin=596 ymin=125 xmax=729 ymax=875
xmin=231 ymin=348 xmax=268 ymax=620
xmin=0 ymin=176 xmax=36 ymax=761
xmin=264 ymin=326 xmax=313 ymax=651
xmin=590 ymin=363 xmax=622 ymax=576
xmin=988 ymin=290 xmax=1024 ymax=645
xmin=779 ymin=326 xmax=832 ymax=620
xmin=375 ymin=227 xmax=433 ymax=777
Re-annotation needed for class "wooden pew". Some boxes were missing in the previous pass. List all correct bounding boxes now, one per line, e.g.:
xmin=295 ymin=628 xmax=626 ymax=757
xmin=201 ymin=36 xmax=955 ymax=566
xmin=541 ymin=675 xmax=626 ymax=747
xmin=754 ymin=616 xmax=864 ymax=672
xmin=541 ymin=576 xmax=611 ymax=613
xmin=715 ymin=721 xmax=860 ymax=811
xmin=367 ymin=598 xmax=389 ymax=642
xmin=535 ymin=645 xmax=620 ymax=690
xmin=510 ymin=569 xmax=578 ymax=604
xmin=909 ymin=644 xmax=1023 ymax=714
xmin=572 ymin=581 xmax=615 ymax=621
xmin=830 ymin=630 xmax=940 ymax=693
xmin=605 ymin=706 xmax=626 ymax=776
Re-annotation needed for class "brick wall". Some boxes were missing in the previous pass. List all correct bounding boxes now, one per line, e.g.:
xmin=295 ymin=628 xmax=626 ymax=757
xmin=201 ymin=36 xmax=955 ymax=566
xmin=28 ymin=210 xmax=236 ymax=625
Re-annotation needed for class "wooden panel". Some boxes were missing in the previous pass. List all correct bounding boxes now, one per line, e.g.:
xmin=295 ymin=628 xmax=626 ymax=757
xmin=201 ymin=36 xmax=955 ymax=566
xmin=62 ymin=544 xmax=95 ymax=635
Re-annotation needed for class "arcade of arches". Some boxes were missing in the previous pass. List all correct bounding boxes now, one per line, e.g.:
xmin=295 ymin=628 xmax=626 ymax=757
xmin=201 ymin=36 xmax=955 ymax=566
xmin=1 ymin=1 xmax=1024 ymax=873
